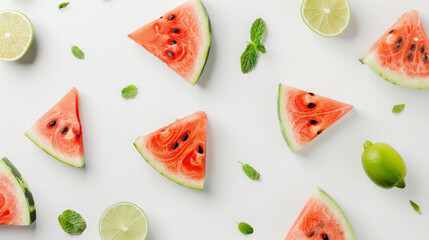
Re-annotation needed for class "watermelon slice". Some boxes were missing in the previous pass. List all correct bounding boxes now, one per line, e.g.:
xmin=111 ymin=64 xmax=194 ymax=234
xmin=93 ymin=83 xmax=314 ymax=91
xmin=360 ymin=10 xmax=429 ymax=89
xmin=278 ymin=84 xmax=353 ymax=152
xmin=0 ymin=158 xmax=36 ymax=225
xmin=285 ymin=187 xmax=355 ymax=240
xmin=128 ymin=0 xmax=211 ymax=85
xmin=25 ymin=88 xmax=84 ymax=168
xmin=134 ymin=112 xmax=207 ymax=190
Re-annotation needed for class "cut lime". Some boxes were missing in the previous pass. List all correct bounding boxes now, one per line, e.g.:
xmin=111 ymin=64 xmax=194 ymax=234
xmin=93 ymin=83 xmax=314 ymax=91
xmin=99 ymin=202 xmax=149 ymax=240
xmin=300 ymin=0 xmax=351 ymax=37
xmin=0 ymin=10 xmax=34 ymax=61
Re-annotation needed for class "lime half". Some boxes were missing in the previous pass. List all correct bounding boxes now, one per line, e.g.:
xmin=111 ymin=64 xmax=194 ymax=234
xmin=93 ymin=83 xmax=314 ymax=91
xmin=300 ymin=0 xmax=351 ymax=37
xmin=99 ymin=202 xmax=149 ymax=240
xmin=0 ymin=10 xmax=34 ymax=61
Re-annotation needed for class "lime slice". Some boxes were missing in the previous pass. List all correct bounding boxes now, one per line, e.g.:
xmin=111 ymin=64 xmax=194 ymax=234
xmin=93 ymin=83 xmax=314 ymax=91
xmin=0 ymin=10 xmax=34 ymax=61
xmin=99 ymin=202 xmax=149 ymax=240
xmin=300 ymin=0 xmax=351 ymax=37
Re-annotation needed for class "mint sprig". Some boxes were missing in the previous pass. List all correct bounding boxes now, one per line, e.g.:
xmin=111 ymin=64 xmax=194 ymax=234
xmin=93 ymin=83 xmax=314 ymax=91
xmin=58 ymin=2 xmax=70 ymax=9
xmin=239 ymin=162 xmax=260 ymax=180
xmin=410 ymin=200 xmax=422 ymax=215
xmin=71 ymin=46 xmax=84 ymax=60
xmin=58 ymin=210 xmax=86 ymax=235
xmin=237 ymin=221 xmax=254 ymax=235
xmin=392 ymin=104 xmax=405 ymax=113
xmin=240 ymin=18 xmax=266 ymax=73
xmin=121 ymin=84 xmax=139 ymax=99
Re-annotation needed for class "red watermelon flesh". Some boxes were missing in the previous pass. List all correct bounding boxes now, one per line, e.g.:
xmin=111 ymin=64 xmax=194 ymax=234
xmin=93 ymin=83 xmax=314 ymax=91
xmin=361 ymin=10 xmax=429 ymax=88
xmin=278 ymin=84 xmax=353 ymax=152
xmin=25 ymin=88 xmax=84 ymax=168
xmin=128 ymin=0 xmax=211 ymax=85
xmin=134 ymin=111 xmax=207 ymax=190
xmin=285 ymin=187 xmax=355 ymax=240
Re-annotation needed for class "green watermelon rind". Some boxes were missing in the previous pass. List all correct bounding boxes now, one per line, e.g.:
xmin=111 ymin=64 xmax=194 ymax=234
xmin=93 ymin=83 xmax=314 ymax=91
xmin=24 ymin=129 xmax=84 ymax=168
xmin=188 ymin=0 xmax=211 ymax=85
xmin=277 ymin=84 xmax=302 ymax=152
xmin=313 ymin=187 xmax=356 ymax=239
xmin=361 ymin=52 xmax=429 ymax=89
xmin=133 ymin=136 xmax=204 ymax=190
xmin=0 ymin=157 xmax=36 ymax=225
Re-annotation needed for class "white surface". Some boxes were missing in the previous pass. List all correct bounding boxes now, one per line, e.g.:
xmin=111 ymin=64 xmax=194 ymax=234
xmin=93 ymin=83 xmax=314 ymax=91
xmin=0 ymin=0 xmax=428 ymax=239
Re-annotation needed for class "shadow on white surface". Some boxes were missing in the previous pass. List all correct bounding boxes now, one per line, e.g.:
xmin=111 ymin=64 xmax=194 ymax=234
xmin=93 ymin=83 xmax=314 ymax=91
xmin=17 ymin=36 xmax=38 ymax=64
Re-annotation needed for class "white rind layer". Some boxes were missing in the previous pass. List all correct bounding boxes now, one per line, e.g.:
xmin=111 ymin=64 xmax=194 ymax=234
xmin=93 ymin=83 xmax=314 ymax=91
xmin=25 ymin=128 xmax=84 ymax=168
xmin=134 ymin=136 xmax=204 ymax=190
xmin=278 ymin=84 xmax=301 ymax=152
xmin=362 ymin=52 xmax=429 ymax=89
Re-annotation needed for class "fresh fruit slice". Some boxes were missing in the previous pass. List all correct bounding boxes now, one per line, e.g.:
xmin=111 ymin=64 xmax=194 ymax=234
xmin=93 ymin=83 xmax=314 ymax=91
xmin=285 ymin=187 xmax=355 ymax=240
xmin=0 ymin=157 xmax=36 ymax=225
xmin=278 ymin=84 xmax=353 ymax=152
xmin=0 ymin=10 xmax=34 ymax=61
xmin=128 ymin=0 xmax=211 ymax=85
xmin=300 ymin=0 xmax=351 ymax=37
xmin=25 ymin=88 xmax=84 ymax=168
xmin=360 ymin=10 xmax=429 ymax=89
xmin=361 ymin=141 xmax=406 ymax=189
xmin=134 ymin=111 xmax=207 ymax=190
xmin=99 ymin=202 xmax=148 ymax=240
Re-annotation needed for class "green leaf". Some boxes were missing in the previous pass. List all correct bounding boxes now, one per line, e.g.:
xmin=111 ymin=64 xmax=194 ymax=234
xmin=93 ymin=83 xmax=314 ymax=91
xmin=410 ymin=200 xmax=422 ymax=215
xmin=58 ymin=210 xmax=86 ymax=235
xmin=58 ymin=2 xmax=70 ymax=9
xmin=392 ymin=104 xmax=405 ymax=113
xmin=121 ymin=84 xmax=139 ymax=99
xmin=71 ymin=46 xmax=84 ymax=60
xmin=256 ymin=43 xmax=266 ymax=53
xmin=237 ymin=222 xmax=254 ymax=235
xmin=240 ymin=44 xmax=258 ymax=73
xmin=239 ymin=161 xmax=260 ymax=180
xmin=250 ymin=18 xmax=266 ymax=43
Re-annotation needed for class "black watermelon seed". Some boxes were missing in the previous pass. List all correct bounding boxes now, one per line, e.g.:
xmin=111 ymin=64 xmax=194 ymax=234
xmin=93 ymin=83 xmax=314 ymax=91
xmin=396 ymin=43 xmax=401 ymax=50
xmin=77 ymin=134 xmax=80 ymax=139
xmin=182 ymin=134 xmax=188 ymax=141
xmin=172 ymin=28 xmax=179 ymax=33
xmin=168 ymin=15 xmax=175 ymax=20
xmin=49 ymin=121 xmax=56 ymax=127
xmin=61 ymin=127 xmax=68 ymax=134
xmin=167 ymin=52 xmax=174 ymax=57
xmin=421 ymin=46 xmax=425 ymax=53
xmin=309 ymin=231 xmax=315 ymax=237
xmin=309 ymin=92 xmax=314 ymax=96
xmin=172 ymin=142 xmax=179 ymax=150
xmin=389 ymin=29 xmax=394 ymax=34
xmin=322 ymin=234 xmax=329 ymax=240
xmin=310 ymin=120 xmax=317 ymax=125
xmin=170 ymin=40 xmax=177 ymax=45
xmin=424 ymin=54 xmax=428 ymax=61
xmin=397 ymin=37 xmax=403 ymax=44
xmin=317 ymin=130 xmax=323 ymax=135
xmin=307 ymin=103 xmax=316 ymax=108
xmin=198 ymin=146 xmax=204 ymax=154
xmin=410 ymin=44 xmax=416 ymax=50
xmin=407 ymin=53 xmax=413 ymax=60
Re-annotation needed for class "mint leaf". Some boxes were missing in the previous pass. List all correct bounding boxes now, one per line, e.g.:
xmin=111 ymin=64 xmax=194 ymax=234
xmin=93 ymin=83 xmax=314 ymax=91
xmin=392 ymin=104 xmax=405 ymax=113
xmin=410 ymin=200 xmax=422 ymax=215
xmin=250 ymin=18 xmax=266 ymax=43
xmin=240 ymin=44 xmax=258 ymax=73
xmin=121 ymin=84 xmax=138 ymax=99
xmin=71 ymin=46 xmax=84 ymax=59
xmin=58 ymin=210 xmax=86 ymax=235
xmin=237 ymin=221 xmax=254 ymax=235
xmin=239 ymin=161 xmax=260 ymax=180
xmin=58 ymin=2 xmax=70 ymax=9
xmin=256 ymin=43 xmax=266 ymax=53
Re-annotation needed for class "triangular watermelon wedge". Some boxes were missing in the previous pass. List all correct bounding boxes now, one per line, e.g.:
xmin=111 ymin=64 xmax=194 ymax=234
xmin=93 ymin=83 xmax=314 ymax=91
xmin=25 ymin=88 xmax=84 ymax=168
xmin=134 ymin=112 xmax=207 ymax=190
xmin=128 ymin=0 xmax=211 ymax=85
xmin=360 ymin=10 xmax=429 ymax=89
xmin=278 ymin=84 xmax=353 ymax=152
xmin=285 ymin=187 xmax=355 ymax=240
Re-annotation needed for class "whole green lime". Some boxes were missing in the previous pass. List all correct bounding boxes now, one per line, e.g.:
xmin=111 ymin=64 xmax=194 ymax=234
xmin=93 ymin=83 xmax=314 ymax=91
xmin=361 ymin=141 xmax=406 ymax=189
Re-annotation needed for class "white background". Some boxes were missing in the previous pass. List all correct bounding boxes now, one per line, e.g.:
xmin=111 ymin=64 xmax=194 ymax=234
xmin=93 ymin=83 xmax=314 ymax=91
xmin=0 ymin=0 xmax=429 ymax=239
